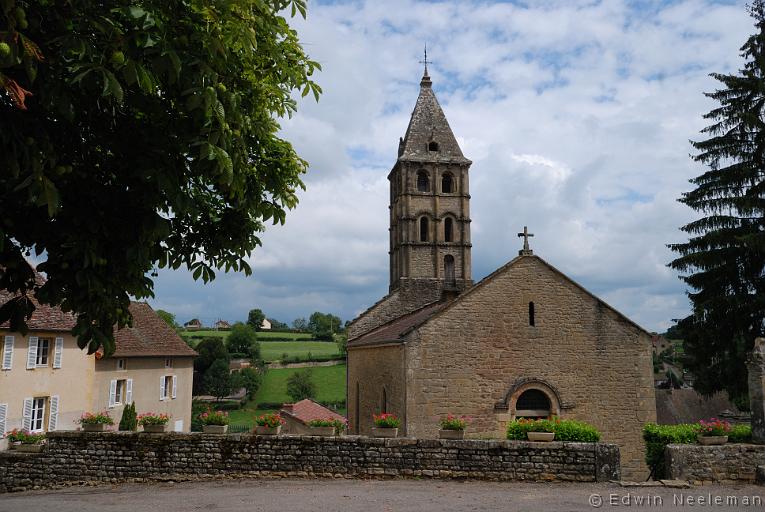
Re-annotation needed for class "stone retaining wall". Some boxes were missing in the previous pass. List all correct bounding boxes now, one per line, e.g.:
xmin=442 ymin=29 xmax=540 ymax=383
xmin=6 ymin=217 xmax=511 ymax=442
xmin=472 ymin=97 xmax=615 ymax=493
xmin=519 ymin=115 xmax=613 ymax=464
xmin=0 ymin=432 xmax=619 ymax=493
xmin=665 ymin=444 xmax=765 ymax=483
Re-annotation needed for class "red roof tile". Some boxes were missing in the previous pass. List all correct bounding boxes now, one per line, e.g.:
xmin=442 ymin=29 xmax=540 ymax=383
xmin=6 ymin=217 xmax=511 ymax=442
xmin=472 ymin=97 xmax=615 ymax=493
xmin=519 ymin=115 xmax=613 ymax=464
xmin=111 ymin=302 xmax=197 ymax=358
xmin=0 ymin=273 xmax=76 ymax=332
xmin=280 ymin=399 xmax=346 ymax=425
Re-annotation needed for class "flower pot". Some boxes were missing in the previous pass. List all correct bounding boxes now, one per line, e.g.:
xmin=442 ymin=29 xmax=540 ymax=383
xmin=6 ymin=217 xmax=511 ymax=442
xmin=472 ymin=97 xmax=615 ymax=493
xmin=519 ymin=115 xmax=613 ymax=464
xmin=527 ymin=432 xmax=555 ymax=442
xmin=371 ymin=427 xmax=398 ymax=438
xmin=698 ymin=435 xmax=728 ymax=445
xmin=439 ymin=429 xmax=465 ymax=440
xmin=143 ymin=424 xmax=167 ymax=433
xmin=307 ymin=426 xmax=336 ymax=436
xmin=203 ymin=425 xmax=228 ymax=434
xmin=82 ymin=423 xmax=106 ymax=432
xmin=15 ymin=443 xmax=43 ymax=453
xmin=255 ymin=425 xmax=282 ymax=436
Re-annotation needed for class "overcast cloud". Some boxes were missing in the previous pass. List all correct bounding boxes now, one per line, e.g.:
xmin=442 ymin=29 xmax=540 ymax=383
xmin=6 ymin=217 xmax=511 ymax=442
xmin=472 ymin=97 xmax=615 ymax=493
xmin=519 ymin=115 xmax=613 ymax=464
xmin=149 ymin=0 xmax=751 ymax=333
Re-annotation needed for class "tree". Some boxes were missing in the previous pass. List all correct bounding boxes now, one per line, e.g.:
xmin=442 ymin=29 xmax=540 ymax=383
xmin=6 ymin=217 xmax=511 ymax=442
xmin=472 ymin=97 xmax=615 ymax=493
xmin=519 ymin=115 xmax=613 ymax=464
xmin=267 ymin=318 xmax=288 ymax=330
xmin=226 ymin=322 xmax=261 ymax=362
xmin=156 ymin=310 xmax=178 ymax=330
xmin=193 ymin=337 xmax=229 ymax=395
xmin=237 ymin=367 xmax=262 ymax=399
xmin=669 ymin=1 xmax=765 ymax=404
xmin=292 ymin=317 xmax=308 ymax=331
xmin=204 ymin=358 xmax=233 ymax=401
xmin=308 ymin=312 xmax=341 ymax=341
xmin=247 ymin=309 xmax=266 ymax=331
xmin=118 ymin=402 xmax=137 ymax=431
xmin=336 ymin=334 xmax=347 ymax=357
xmin=0 ymin=0 xmax=321 ymax=356
xmin=286 ymin=369 xmax=316 ymax=402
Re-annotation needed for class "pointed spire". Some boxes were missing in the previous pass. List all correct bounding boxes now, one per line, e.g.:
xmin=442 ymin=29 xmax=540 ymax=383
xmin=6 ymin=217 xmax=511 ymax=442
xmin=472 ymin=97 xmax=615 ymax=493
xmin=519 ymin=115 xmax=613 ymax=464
xmin=419 ymin=43 xmax=432 ymax=87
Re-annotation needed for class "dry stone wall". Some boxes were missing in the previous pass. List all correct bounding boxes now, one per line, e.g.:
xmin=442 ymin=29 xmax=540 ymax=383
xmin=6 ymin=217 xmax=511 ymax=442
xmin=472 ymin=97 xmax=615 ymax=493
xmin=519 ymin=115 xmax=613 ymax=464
xmin=665 ymin=444 xmax=765 ymax=483
xmin=0 ymin=432 xmax=620 ymax=493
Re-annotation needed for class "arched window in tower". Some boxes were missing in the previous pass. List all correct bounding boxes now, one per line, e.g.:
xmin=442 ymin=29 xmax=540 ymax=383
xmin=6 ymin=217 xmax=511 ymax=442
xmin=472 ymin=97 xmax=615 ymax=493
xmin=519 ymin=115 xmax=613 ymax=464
xmin=428 ymin=141 xmax=439 ymax=152
xmin=419 ymin=217 xmax=429 ymax=242
xmin=442 ymin=173 xmax=454 ymax=193
xmin=444 ymin=254 xmax=456 ymax=286
xmin=416 ymin=170 xmax=430 ymax=192
xmin=444 ymin=217 xmax=454 ymax=242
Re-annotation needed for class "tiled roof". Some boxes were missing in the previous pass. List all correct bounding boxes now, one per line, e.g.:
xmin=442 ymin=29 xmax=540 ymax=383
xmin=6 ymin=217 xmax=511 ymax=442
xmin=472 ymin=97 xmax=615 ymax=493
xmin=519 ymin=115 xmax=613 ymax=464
xmin=347 ymin=300 xmax=447 ymax=348
xmin=110 ymin=302 xmax=197 ymax=358
xmin=280 ymin=399 xmax=346 ymax=425
xmin=0 ymin=273 xmax=76 ymax=332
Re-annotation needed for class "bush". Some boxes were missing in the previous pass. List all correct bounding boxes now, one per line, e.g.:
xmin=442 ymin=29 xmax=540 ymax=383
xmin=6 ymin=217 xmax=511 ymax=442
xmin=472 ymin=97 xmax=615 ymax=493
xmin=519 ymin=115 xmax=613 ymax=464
xmin=728 ymin=424 xmax=752 ymax=443
xmin=642 ymin=423 xmax=700 ymax=479
xmin=118 ymin=402 xmax=137 ymax=431
xmin=286 ymin=369 xmax=316 ymax=402
xmin=506 ymin=418 xmax=601 ymax=442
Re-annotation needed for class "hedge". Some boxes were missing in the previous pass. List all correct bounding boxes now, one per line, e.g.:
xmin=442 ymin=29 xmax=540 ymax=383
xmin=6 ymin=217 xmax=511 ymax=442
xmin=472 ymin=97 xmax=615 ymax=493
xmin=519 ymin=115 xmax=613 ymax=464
xmin=506 ymin=418 xmax=601 ymax=442
xmin=642 ymin=423 xmax=753 ymax=479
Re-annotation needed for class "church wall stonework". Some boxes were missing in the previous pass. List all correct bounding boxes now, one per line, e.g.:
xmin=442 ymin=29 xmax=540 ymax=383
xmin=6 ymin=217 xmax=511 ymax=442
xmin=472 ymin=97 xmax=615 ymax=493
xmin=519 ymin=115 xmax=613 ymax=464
xmin=347 ymin=344 xmax=406 ymax=435
xmin=403 ymin=256 xmax=656 ymax=480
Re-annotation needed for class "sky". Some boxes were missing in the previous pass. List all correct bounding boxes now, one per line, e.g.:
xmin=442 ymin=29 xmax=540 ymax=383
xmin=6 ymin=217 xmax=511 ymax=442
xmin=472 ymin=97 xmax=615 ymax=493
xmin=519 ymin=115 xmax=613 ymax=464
xmin=149 ymin=0 xmax=752 ymax=333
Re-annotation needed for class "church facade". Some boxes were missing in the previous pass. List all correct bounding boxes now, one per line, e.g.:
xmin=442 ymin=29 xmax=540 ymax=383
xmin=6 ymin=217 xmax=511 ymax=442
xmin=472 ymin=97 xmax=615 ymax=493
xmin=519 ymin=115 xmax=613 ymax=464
xmin=346 ymin=67 xmax=656 ymax=479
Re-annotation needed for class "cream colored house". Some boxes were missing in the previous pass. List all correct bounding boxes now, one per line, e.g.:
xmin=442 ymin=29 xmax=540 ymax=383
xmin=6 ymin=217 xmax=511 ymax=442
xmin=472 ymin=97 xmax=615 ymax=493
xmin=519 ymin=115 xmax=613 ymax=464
xmin=0 ymin=284 xmax=195 ymax=440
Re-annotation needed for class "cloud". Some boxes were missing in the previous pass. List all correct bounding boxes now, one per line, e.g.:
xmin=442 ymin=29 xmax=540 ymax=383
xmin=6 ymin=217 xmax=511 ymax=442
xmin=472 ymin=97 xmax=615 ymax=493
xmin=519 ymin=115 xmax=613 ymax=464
xmin=149 ymin=0 xmax=751 ymax=332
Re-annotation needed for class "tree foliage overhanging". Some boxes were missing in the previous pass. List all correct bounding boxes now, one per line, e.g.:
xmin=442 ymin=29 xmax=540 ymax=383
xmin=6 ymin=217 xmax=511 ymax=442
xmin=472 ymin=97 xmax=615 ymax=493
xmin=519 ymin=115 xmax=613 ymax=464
xmin=0 ymin=0 xmax=320 ymax=355
xmin=669 ymin=1 xmax=765 ymax=402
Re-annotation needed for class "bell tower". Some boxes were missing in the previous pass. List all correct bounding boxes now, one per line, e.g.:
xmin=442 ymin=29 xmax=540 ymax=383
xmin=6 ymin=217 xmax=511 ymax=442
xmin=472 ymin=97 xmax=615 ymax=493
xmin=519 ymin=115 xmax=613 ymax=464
xmin=388 ymin=66 xmax=473 ymax=294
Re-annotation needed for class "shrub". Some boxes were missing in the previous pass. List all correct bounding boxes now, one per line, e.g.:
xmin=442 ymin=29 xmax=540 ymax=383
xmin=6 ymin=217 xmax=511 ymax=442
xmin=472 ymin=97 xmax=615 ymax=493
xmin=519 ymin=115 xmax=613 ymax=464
xmin=286 ymin=369 xmax=316 ymax=402
xmin=307 ymin=418 xmax=336 ymax=427
xmin=440 ymin=415 xmax=470 ymax=431
xmin=728 ymin=424 xmax=752 ymax=443
xmin=373 ymin=413 xmax=400 ymax=428
xmin=642 ymin=423 xmax=699 ymax=479
xmin=506 ymin=417 xmax=600 ymax=442
xmin=119 ymin=402 xmax=138 ymax=431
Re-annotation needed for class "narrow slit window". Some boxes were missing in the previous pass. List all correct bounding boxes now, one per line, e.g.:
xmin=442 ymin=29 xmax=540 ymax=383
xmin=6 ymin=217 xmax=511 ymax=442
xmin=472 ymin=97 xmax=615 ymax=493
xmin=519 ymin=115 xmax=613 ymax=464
xmin=420 ymin=217 xmax=429 ymax=242
xmin=529 ymin=301 xmax=535 ymax=326
xmin=444 ymin=218 xmax=453 ymax=242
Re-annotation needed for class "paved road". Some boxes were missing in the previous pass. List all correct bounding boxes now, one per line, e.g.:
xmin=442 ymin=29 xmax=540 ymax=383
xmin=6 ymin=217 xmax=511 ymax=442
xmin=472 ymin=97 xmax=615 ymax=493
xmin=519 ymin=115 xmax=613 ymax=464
xmin=1 ymin=479 xmax=763 ymax=512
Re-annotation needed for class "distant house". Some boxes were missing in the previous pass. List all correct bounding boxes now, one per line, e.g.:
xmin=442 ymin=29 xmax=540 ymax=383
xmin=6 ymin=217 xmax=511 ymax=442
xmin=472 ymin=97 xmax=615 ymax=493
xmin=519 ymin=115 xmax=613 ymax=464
xmin=214 ymin=320 xmax=230 ymax=330
xmin=279 ymin=399 xmax=346 ymax=434
xmin=651 ymin=334 xmax=671 ymax=356
xmin=260 ymin=319 xmax=272 ymax=331
xmin=184 ymin=318 xmax=203 ymax=330
xmin=0 ymin=277 xmax=197 ymax=441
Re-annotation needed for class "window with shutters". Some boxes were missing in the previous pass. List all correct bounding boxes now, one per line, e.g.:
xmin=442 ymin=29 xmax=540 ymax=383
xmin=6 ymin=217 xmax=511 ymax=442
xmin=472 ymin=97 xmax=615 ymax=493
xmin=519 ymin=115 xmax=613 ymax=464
xmin=1 ymin=336 xmax=13 ymax=371
xmin=115 ymin=379 xmax=127 ymax=405
xmin=30 ymin=397 xmax=46 ymax=432
xmin=161 ymin=375 xmax=174 ymax=400
xmin=0 ymin=403 xmax=7 ymax=435
xmin=35 ymin=338 xmax=50 ymax=366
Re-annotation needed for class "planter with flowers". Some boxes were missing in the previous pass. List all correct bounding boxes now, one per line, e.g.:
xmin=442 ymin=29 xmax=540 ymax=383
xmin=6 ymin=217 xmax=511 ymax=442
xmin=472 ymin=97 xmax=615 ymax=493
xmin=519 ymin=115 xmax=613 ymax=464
xmin=439 ymin=415 xmax=469 ymax=440
xmin=372 ymin=413 xmax=400 ymax=438
xmin=139 ymin=413 xmax=170 ymax=433
xmin=6 ymin=429 xmax=46 ymax=452
xmin=254 ymin=413 xmax=284 ymax=435
xmin=697 ymin=418 xmax=730 ymax=445
xmin=77 ymin=411 xmax=114 ymax=432
xmin=306 ymin=418 xmax=338 ymax=436
xmin=200 ymin=410 xmax=230 ymax=434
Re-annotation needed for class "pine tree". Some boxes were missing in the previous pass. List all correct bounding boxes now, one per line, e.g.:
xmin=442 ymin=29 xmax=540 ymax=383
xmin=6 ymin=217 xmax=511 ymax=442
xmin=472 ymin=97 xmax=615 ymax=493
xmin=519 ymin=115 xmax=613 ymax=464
xmin=669 ymin=1 xmax=765 ymax=405
xmin=119 ymin=402 xmax=137 ymax=431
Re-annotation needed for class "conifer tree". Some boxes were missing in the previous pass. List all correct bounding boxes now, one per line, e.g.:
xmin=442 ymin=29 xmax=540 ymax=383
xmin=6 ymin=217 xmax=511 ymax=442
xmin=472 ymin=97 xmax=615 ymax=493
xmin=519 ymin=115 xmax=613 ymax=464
xmin=669 ymin=1 xmax=765 ymax=405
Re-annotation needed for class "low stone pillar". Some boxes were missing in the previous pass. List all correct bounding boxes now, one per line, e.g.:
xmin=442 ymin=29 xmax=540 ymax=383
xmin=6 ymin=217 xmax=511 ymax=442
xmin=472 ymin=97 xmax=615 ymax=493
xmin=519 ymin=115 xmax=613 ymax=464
xmin=746 ymin=337 xmax=765 ymax=443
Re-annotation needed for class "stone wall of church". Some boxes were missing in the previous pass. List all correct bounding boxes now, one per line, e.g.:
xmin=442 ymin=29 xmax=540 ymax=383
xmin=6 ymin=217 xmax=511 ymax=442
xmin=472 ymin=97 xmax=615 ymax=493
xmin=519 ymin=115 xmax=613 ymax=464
xmin=0 ymin=432 xmax=620 ymax=493
xmin=665 ymin=444 xmax=765 ymax=483
xmin=347 ymin=344 xmax=406 ymax=435
xmin=403 ymin=255 xmax=656 ymax=480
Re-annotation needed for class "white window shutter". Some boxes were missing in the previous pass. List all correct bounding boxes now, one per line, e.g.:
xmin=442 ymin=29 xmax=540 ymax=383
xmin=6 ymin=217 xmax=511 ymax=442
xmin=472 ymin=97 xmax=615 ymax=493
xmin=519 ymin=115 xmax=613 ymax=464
xmin=48 ymin=395 xmax=59 ymax=431
xmin=26 ymin=337 xmax=38 ymax=369
xmin=22 ymin=398 xmax=33 ymax=430
xmin=53 ymin=337 xmax=64 ymax=368
xmin=109 ymin=379 xmax=117 ymax=408
xmin=0 ymin=403 xmax=7 ymax=435
xmin=159 ymin=375 xmax=166 ymax=401
xmin=172 ymin=375 xmax=177 ymax=399
xmin=2 ymin=336 xmax=13 ymax=370
xmin=126 ymin=379 xmax=133 ymax=405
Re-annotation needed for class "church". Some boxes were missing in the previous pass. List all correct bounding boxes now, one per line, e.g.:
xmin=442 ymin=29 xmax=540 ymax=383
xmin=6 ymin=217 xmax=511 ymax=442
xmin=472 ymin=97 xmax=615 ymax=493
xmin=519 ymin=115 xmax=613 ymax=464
xmin=345 ymin=65 xmax=657 ymax=479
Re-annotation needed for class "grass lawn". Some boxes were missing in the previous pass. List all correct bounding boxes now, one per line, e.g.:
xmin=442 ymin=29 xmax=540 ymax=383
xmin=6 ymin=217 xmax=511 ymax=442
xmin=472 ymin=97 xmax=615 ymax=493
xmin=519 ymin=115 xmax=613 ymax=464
xmin=260 ymin=341 xmax=340 ymax=362
xmin=253 ymin=363 xmax=346 ymax=405
xmin=181 ymin=329 xmax=314 ymax=341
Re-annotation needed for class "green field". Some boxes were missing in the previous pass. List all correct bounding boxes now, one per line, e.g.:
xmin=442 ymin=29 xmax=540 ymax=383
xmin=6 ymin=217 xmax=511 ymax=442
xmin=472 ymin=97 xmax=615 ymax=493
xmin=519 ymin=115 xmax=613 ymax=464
xmin=181 ymin=329 xmax=314 ymax=341
xmin=260 ymin=341 xmax=340 ymax=362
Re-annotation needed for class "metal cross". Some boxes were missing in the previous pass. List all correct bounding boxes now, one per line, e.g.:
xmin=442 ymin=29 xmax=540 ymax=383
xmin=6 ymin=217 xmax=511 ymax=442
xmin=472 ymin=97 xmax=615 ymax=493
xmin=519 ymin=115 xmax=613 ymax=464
xmin=419 ymin=43 xmax=431 ymax=75
xmin=517 ymin=226 xmax=534 ymax=254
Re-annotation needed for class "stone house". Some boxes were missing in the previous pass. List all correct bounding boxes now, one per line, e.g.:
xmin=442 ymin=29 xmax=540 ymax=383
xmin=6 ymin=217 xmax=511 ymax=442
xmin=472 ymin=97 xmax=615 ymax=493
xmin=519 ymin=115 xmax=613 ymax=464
xmin=0 ymin=283 xmax=196 ymax=439
xmin=280 ymin=398 xmax=346 ymax=435
xmin=184 ymin=318 xmax=203 ymax=329
xmin=346 ymin=67 xmax=656 ymax=479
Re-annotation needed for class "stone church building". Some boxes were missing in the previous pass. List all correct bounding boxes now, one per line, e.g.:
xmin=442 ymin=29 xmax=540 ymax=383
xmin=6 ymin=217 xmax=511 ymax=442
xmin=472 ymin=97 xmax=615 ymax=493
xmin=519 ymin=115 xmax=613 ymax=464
xmin=346 ymin=67 xmax=656 ymax=479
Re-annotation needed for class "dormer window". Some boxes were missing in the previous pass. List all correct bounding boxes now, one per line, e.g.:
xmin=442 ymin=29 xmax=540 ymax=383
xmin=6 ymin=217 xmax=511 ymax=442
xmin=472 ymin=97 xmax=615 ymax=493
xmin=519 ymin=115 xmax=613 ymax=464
xmin=416 ymin=170 xmax=430 ymax=192
xmin=428 ymin=141 xmax=439 ymax=152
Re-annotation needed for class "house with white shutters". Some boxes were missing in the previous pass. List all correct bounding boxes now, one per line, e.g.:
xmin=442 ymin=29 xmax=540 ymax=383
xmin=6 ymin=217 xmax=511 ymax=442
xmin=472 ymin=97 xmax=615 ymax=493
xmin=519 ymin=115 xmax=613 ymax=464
xmin=0 ymin=279 xmax=196 ymax=442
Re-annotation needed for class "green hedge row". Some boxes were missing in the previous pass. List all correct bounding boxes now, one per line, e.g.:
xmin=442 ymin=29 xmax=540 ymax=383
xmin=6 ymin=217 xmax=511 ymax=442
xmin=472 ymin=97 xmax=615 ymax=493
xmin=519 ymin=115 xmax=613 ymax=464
xmin=642 ymin=423 xmax=752 ymax=479
xmin=506 ymin=418 xmax=601 ymax=442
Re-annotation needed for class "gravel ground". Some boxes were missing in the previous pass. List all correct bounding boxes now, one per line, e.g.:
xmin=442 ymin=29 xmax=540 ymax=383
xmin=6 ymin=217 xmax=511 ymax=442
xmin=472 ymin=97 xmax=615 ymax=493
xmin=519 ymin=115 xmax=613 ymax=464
xmin=1 ymin=478 xmax=763 ymax=512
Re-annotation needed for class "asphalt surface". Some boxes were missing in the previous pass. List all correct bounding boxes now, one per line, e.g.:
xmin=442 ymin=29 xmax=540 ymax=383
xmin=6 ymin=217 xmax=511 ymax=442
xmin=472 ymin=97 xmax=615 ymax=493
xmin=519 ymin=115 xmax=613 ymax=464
xmin=1 ymin=478 xmax=763 ymax=512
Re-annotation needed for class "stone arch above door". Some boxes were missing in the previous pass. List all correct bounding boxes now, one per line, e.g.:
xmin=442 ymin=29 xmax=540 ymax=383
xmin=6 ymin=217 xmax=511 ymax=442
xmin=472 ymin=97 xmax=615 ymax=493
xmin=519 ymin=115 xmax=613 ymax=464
xmin=493 ymin=377 xmax=574 ymax=417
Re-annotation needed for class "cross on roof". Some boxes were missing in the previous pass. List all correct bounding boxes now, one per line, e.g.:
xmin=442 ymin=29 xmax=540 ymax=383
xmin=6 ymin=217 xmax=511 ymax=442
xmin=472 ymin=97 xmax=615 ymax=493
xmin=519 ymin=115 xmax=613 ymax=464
xmin=419 ymin=43 xmax=431 ymax=76
xmin=517 ymin=226 xmax=534 ymax=255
